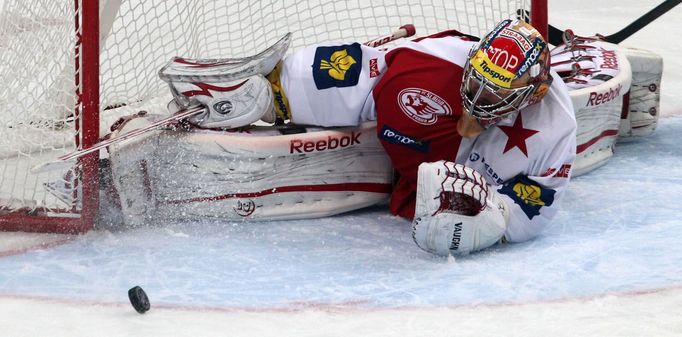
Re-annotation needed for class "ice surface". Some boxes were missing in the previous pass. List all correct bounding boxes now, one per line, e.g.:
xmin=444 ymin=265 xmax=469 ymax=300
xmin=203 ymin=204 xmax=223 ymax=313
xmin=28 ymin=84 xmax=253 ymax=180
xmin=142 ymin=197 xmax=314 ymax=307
xmin=1 ymin=0 xmax=681 ymax=336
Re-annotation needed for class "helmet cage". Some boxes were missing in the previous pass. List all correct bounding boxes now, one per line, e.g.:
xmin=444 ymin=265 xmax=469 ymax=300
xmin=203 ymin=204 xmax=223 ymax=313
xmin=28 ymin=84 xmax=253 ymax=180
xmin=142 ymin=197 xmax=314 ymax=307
xmin=460 ymin=53 xmax=537 ymax=129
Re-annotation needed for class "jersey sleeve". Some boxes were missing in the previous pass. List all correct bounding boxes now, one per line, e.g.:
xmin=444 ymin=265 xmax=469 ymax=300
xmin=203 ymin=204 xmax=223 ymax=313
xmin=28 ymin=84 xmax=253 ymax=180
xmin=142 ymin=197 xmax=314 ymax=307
xmin=281 ymin=42 xmax=387 ymax=127
xmin=497 ymin=138 xmax=574 ymax=242
xmin=497 ymin=79 xmax=577 ymax=243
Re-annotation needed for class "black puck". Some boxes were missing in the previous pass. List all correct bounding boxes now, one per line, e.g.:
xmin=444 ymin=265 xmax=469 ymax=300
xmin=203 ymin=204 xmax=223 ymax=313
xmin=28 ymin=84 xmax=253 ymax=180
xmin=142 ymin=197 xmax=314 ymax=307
xmin=128 ymin=286 xmax=150 ymax=314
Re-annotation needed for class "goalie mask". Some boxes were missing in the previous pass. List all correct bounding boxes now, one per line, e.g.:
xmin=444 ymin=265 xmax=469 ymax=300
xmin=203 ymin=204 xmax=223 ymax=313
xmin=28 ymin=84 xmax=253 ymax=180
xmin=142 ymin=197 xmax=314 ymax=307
xmin=460 ymin=19 xmax=552 ymax=128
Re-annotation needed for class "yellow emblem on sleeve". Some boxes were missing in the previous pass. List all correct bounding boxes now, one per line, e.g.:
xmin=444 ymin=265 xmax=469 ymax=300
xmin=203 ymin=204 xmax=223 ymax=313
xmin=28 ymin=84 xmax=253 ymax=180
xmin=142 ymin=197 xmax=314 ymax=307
xmin=512 ymin=182 xmax=545 ymax=206
xmin=500 ymin=175 xmax=555 ymax=219
xmin=319 ymin=49 xmax=357 ymax=81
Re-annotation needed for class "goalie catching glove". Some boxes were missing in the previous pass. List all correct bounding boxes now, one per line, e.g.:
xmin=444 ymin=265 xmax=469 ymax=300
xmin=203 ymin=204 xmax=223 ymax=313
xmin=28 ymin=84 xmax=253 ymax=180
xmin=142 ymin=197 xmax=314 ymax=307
xmin=412 ymin=161 xmax=510 ymax=256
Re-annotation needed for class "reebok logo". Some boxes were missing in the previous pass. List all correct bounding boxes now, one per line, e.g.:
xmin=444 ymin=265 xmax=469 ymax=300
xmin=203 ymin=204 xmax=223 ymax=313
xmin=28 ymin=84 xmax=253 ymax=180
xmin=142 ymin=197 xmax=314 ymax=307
xmin=587 ymin=84 xmax=622 ymax=106
xmin=290 ymin=132 xmax=361 ymax=153
xmin=599 ymin=47 xmax=619 ymax=70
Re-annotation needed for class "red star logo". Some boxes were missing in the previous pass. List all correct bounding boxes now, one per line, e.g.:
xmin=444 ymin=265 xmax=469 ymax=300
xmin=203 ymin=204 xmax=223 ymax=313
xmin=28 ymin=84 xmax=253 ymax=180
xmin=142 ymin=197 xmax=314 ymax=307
xmin=497 ymin=113 xmax=539 ymax=157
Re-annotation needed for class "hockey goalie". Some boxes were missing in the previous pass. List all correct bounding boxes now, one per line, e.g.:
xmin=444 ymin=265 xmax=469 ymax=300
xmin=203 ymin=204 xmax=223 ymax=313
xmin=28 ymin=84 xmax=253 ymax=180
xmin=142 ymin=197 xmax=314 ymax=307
xmin=101 ymin=19 xmax=662 ymax=257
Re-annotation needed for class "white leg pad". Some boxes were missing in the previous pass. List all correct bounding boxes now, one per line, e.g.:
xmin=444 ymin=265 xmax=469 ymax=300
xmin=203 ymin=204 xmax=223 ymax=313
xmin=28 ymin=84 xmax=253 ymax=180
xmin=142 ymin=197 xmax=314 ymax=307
xmin=618 ymin=46 xmax=663 ymax=139
xmin=107 ymin=115 xmax=392 ymax=226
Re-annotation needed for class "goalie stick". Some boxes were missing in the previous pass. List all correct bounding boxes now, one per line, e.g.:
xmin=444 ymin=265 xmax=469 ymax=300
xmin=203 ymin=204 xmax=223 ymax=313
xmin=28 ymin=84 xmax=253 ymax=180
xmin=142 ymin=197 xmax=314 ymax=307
xmin=591 ymin=0 xmax=680 ymax=44
xmin=364 ymin=24 xmax=416 ymax=47
xmin=31 ymin=105 xmax=205 ymax=173
xmin=32 ymin=25 xmax=417 ymax=173
xmin=519 ymin=0 xmax=681 ymax=45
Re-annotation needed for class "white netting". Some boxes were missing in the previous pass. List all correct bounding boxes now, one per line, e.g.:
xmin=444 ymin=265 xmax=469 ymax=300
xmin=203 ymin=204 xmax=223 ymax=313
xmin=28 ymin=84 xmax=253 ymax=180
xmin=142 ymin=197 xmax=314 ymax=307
xmin=0 ymin=0 xmax=533 ymax=226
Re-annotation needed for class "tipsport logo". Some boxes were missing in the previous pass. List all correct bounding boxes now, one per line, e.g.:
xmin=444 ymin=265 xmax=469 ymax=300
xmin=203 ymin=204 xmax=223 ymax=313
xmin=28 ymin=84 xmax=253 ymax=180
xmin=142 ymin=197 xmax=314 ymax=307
xmin=312 ymin=43 xmax=362 ymax=89
xmin=471 ymin=50 xmax=514 ymax=88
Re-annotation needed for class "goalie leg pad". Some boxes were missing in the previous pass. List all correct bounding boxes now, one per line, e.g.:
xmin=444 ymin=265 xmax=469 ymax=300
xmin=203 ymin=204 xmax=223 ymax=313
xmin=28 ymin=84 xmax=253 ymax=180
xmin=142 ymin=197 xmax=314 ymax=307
xmin=107 ymin=114 xmax=163 ymax=226
xmin=412 ymin=161 xmax=509 ymax=256
xmin=553 ymin=39 xmax=632 ymax=177
xmin=618 ymin=46 xmax=663 ymax=139
xmin=107 ymin=115 xmax=392 ymax=225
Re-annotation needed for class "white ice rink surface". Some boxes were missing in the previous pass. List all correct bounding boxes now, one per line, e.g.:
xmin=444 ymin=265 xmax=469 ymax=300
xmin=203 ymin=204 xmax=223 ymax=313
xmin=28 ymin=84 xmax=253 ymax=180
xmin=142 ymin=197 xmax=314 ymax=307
xmin=1 ymin=1 xmax=682 ymax=336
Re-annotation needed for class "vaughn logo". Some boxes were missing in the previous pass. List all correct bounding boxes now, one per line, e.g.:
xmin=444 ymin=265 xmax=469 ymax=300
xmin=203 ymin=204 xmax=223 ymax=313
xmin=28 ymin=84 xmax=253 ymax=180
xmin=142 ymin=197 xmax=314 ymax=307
xmin=397 ymin=88 xmax=452 ymax=125
xmin=449 ymin=222 xmax=463 ymax=251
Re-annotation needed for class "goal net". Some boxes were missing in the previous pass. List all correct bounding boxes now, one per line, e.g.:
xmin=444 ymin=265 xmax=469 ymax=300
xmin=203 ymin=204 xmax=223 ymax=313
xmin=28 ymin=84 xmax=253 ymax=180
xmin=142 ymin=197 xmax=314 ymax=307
xmin=0 ymin=0 xmax=546 ymax=233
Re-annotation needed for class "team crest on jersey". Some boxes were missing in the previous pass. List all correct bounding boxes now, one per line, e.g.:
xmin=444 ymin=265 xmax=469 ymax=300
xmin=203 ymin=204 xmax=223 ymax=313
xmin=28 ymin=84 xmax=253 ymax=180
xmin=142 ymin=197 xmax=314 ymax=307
xmin=312 ymin=43 xmax=362 ymax=89
xmin=397 ymin=88 xmax=452 ymax=125
xmin=499 ymin=175 xmax=555 ymax=219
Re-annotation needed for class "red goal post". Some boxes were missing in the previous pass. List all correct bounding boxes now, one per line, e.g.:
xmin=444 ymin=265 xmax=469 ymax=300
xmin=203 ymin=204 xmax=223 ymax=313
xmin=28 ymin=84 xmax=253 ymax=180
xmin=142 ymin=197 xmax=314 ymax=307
xmin=0 ymin=0 xmax=548 ymax=233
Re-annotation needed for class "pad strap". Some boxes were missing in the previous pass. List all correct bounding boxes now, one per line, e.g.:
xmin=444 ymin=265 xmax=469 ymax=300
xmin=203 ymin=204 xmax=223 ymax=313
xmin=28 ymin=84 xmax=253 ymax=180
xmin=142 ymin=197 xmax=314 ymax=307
xmin=266 ymin=61 xmax=292 ymax=122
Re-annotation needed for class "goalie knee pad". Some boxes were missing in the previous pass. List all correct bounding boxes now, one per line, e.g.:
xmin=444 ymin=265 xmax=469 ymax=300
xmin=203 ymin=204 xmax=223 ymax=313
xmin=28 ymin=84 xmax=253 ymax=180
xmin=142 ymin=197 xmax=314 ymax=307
xmin=412 ymin=161 xmax=509 ymax=256
xmin=159 ymin=33 xmax=292 ymax=128
xmin=166 ymin=74 xmax=275 ymax=129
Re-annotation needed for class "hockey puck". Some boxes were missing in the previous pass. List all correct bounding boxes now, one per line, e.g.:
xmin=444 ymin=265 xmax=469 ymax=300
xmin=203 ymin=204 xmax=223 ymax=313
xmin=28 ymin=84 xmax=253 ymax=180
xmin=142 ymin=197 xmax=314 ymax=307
xmin=128 ymin=286 xmax=150 ymax=314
